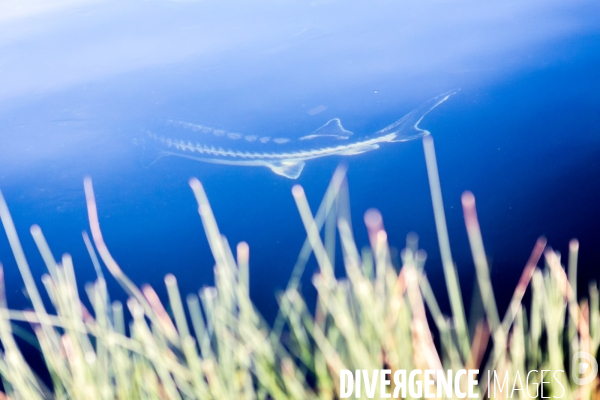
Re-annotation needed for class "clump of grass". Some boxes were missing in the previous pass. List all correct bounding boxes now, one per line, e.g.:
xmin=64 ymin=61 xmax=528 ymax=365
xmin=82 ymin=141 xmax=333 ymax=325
xmin=0 ymin=136 xmax=597 ymax=399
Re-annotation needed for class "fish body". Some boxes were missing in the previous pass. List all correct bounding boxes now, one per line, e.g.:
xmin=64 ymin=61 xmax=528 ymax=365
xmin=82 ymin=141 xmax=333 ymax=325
xmin=142 ymin=90 xmax=457 ymax=179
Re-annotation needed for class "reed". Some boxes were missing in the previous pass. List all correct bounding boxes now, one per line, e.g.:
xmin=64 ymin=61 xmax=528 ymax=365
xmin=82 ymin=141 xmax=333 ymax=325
xmin=0 ymin=136 xmax=597 ymax=399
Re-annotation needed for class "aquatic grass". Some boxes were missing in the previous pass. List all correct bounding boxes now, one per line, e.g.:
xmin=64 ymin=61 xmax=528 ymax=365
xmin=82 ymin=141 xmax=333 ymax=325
xmin=0 ymin=136 xmax=597 ymax=399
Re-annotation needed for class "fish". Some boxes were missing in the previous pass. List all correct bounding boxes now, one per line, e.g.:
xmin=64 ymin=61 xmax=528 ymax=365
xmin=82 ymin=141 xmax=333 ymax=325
xmin=139 ymin=90 xmax=458 ymax=179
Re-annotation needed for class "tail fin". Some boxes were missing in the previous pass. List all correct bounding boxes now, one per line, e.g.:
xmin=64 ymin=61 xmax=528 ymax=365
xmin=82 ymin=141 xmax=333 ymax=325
xmin=377 ymin=89 xmax=459 ymax=142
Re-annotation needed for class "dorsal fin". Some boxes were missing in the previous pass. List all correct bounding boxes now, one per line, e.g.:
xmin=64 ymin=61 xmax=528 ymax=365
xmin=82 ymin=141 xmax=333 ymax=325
xmin=299 ymin=118 xmax=353 ymax=141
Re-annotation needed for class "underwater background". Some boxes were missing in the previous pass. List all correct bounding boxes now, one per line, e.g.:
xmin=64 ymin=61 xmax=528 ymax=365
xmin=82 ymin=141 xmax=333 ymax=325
xmin=0 ymin=0 xmax=599 ymax=335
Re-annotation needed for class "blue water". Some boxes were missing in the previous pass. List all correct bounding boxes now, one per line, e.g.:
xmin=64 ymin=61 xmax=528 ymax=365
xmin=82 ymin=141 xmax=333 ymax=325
xmin=0 ymin=0 xmax=599 ymax=326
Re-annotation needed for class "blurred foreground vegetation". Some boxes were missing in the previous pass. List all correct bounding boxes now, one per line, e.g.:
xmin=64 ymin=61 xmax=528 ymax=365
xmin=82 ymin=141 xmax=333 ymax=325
xmin=0 ymin=137 xmax=598 ymax=399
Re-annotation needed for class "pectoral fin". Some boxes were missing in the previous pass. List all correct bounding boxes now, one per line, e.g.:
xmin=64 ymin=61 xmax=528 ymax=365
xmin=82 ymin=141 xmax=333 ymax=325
xmin=134 ymin=137 xmax=167 ymax=168
xmin=266 ymin=161 xmax=305 ymax=179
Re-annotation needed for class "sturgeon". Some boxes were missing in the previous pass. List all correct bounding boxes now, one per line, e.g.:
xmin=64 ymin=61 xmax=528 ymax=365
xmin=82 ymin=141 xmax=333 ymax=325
xmin=141 ymin=90 xmax=457 ymax=179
